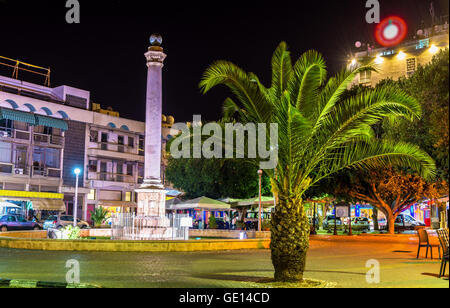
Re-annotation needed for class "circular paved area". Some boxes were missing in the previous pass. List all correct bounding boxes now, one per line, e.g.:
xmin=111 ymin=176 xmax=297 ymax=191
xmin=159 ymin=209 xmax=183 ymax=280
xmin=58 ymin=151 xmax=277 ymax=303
xmin=0 ymin=235 xmax=448 ymax=288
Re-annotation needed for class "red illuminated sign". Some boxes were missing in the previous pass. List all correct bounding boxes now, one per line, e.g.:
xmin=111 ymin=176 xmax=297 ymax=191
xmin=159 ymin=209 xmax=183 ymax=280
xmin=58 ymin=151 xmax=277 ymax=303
xmin=375 ymin=16 xmax=408 ymax=47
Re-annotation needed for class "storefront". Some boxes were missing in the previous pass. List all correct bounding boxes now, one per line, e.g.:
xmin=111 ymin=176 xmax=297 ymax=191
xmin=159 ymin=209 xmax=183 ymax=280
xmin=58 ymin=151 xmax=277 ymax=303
xmin=0 ymin=190 xmax=65 ymax=220
xmin=98 ymin=200 xmax=137 ymax=215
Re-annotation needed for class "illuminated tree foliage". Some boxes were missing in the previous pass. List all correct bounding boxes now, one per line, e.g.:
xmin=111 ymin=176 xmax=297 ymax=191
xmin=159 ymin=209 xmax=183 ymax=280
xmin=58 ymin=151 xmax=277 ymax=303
xmin=333 ymin=168 xmax=447 ymax=234
xmin=199 ymin=43 xmax=435 ymax=282
xmin=382 ymin=48 xmax=449 ymax=181
xmin=165 ymin=156 xmax=271 ymax=199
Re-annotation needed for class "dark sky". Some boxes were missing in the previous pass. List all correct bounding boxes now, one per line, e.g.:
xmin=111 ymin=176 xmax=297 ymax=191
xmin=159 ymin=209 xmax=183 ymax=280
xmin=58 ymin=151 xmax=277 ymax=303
xmin=1 ymin=0 xmax=448 ymax=123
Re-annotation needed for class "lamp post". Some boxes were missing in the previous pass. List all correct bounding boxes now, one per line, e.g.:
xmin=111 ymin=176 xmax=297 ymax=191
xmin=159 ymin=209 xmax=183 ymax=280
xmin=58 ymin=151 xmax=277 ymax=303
xmin=333 ymin=202 xmax=338 ymax=236
xmin=311 ymin=202 xmax=317 ymax=235
xmin=258 ymin=169 xmax=263 ymax=232
xmin=73 ymin=168 xmax=81 ymax=227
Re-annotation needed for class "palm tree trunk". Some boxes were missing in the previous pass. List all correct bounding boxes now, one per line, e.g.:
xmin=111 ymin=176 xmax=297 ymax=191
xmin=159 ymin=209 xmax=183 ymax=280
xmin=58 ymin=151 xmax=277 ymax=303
xmin=271 ymin=196 xmax=310 ymax=282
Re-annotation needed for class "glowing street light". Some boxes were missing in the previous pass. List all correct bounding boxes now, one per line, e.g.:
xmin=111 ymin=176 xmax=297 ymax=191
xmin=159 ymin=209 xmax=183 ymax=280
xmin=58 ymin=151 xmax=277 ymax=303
xmin=375 ymin=55 xmax=384 ymax=65
xmin=397 ymin=51 xmax=406 ymax=60
xmin=429 ymin=44 xmax=439 ymax=54
xmin=73 ymin=168 xmax=81 ymax=227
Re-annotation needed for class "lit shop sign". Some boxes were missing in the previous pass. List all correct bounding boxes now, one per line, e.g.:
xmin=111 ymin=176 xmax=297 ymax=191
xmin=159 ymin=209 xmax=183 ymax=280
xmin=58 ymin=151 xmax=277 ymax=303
xmin=416 ymin=39 xmax=430 ymax=50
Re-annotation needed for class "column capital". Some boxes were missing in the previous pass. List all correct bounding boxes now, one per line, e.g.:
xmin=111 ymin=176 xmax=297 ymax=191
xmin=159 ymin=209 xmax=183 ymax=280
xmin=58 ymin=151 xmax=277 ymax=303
xmin=145 ymin=48 xmax=167 ymax=67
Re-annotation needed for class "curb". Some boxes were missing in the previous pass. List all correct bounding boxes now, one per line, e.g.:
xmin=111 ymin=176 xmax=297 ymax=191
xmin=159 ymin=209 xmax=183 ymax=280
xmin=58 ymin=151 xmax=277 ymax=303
xmin=0 ymin=278 xmax=100 ymax=288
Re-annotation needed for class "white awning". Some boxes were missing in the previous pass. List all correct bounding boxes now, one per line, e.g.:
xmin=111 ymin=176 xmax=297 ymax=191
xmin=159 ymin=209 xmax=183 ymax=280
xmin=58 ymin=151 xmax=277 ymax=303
xmin=31 ymin=199 xmax=66 ymax=211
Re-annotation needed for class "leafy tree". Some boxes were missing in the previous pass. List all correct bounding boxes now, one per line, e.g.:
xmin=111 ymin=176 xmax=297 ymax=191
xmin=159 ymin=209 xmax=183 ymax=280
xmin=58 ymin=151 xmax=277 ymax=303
xmin=165 ymin=156 xmax=271 ymax=199
xmin=382 ymin=49 xmax=449 ymax=181
xmin=321 ymin=50 xmax=449 ymax=234
xmin=333 ymin=168 xmax=447 ymax=234
xmin=199 ymin=43 xmax=435 ymax=282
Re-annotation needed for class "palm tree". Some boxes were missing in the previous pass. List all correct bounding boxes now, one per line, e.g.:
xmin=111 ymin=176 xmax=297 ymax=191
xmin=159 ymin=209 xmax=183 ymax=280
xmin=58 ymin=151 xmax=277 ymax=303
xmin=199 ymin=43 xmax=436 ymax=282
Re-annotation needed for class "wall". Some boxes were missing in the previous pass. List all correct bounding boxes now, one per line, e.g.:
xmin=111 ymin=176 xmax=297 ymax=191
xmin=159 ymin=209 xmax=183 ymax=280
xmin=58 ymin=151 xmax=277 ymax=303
xmin=190 ymin=229 xmax=271 ymax=239
xmin=62 ymin=120 xmax=86 ymax=188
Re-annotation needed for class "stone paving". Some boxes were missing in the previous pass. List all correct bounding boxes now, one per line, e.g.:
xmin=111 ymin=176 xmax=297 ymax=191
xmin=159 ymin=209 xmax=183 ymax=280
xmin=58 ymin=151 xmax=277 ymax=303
xmin=0 ymin=235 xmax=448 ymax=288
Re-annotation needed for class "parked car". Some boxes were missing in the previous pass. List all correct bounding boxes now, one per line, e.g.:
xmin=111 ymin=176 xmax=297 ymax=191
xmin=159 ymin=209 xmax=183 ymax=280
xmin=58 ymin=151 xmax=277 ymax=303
xmin=351 ymin=217 xmax=371 ymax=232
xmin=0 ymin=215 xmax=41 ymax=232
xmin=322 ymin=215 xmax=343 ymax=230
xmin=395 ymin=214 xmax=425 ymax=230
xmin=43 ymin=215 xmax=89 ymax=230
xmin=376 ymin=218 xmax=386 ymax=228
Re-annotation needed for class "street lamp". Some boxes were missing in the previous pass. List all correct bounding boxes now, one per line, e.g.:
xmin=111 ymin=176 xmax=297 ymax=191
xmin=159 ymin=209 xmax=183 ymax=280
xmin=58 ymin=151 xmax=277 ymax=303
xmin=311 ymin=202 xmax=317 ymax=235
xmin=73 ymin=168 xmax=81 ymax=227
xmin=257 ymin=169 xmax=263 ymax=232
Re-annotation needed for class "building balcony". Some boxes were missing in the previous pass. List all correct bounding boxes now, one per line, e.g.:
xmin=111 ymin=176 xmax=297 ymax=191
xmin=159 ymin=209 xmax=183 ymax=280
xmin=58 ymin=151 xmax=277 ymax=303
xmin=0 ymin=128 xmax=30 ymax=142
xmin=88 ymin=171 xmax=136 ymax=184
xmin=0 ymin=128 xmax=64 ymax=147
xmin=89 ymin=141 xmax=138 ymax=154
xmin=33 ymin=133 xmax=64 ymax=147
xmin=87 ymin=143 xmax=144 ymax=162
xmin=0 ymin=163 xmax=30 ymax=176
xmin=32 ymin=166 xmax=61 ymax=179
xmin=0 ymin=163 xmax=61 ymax=179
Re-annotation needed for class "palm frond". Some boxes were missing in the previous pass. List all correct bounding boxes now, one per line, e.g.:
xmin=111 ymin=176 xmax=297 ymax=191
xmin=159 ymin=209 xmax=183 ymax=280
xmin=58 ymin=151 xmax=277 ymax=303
xmin=315 ymin=140 xmax=436 ymax=184
xmin=269 ymin=42 xmax=293 ymax=99
xmin=199 ymin=60 xmax=272 ymax=123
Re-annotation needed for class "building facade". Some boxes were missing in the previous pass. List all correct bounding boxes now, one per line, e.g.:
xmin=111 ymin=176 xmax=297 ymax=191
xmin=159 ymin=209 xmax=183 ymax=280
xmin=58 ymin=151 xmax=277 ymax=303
xmin=347 ymin=21 xmax=449 ymax=228
xmin=349 ymin=22 xmax=449 ymax=87
xmin=0 ymin=70 xmax=178 ymax=223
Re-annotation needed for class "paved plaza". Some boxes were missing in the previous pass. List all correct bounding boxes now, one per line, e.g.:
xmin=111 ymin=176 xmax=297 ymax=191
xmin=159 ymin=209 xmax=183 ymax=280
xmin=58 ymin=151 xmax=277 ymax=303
xmin=0 ymin=235 xmax=448 ymax=288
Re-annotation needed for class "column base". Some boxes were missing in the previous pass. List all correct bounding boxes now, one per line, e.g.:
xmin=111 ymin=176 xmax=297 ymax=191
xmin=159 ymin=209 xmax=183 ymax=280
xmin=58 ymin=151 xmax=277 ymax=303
xmin=135 ymin=182 xmax=166 ymax=217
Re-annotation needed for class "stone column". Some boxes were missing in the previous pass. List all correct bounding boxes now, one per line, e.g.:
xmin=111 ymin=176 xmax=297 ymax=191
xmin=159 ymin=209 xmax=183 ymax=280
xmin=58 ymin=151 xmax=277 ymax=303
xmin=135 ymin=34 xmax=167 ymax=218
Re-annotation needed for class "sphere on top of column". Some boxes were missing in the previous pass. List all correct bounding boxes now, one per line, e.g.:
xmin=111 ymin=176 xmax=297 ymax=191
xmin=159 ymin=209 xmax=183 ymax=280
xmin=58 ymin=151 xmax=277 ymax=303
xmin=146 ymin=33 xmax=166 ymax=65
xmin=150 ymin=33 xmax=163 ymax=46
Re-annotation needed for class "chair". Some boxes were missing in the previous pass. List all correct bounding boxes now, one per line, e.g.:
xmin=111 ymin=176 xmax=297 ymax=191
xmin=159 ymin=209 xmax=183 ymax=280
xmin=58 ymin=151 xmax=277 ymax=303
xmin=436 ymin=229 xmax=449 ymax=278
xmin=416 ymin=228 xmax=440 ymax=259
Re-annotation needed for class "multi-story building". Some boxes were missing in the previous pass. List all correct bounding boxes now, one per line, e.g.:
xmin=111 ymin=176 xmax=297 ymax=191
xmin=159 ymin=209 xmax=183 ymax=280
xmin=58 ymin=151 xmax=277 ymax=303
xmin=349 ymin=21 xmax=449 ymax=87
xmin=0 ymin=57 xmax=178 ymax=223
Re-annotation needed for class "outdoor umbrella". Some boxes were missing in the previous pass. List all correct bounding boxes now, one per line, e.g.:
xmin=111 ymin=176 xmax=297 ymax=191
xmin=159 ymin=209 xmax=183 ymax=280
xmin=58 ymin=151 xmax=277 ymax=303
xmin=174 ymin=196 xmax=231 ymax=211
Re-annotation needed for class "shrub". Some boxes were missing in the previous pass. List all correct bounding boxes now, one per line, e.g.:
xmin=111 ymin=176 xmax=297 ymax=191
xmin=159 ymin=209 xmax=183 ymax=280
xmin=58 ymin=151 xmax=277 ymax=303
xmin=62 ymin=225 xmax=81 ymax=239
xmin=89 ymin=207 xmax=109 ymax=228
xmin=208 ymin=215 xmax=218 ymax=229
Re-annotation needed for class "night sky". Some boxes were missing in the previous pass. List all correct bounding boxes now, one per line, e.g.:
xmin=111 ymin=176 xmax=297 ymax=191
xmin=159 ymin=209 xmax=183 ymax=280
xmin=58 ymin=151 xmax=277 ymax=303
xmin=1 ymin=0 xmax=448 ymax=123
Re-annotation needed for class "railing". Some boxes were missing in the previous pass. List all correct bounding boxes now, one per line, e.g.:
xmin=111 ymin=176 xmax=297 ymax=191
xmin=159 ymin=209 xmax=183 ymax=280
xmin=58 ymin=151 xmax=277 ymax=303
xmin=111 ymin=213 xmax=190 ymax=240
xmin=89 ymin=142 xmax=137 ymax=155
xmin=0 ymin=129 xmax=64 ymax=146
xmin=88 ymin=172 xmax=135 ymax=183
xmin=0 ymin=128 xmax=31 ymax=141
xmin=33 ymin=133 xmax=64 ymax=146
xmin=32 ymin=166 xmax=61 ymax=178
xmin=0 ymin=163 xmax=30 ymax=175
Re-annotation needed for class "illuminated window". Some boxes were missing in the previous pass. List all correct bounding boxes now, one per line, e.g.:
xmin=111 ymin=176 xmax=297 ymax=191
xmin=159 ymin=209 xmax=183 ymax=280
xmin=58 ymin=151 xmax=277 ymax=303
xmin=125 ymin=191 xmax=132 ymax=202
xmin=87 ymin=189 xmax=96 ymax=200
xmin=359 ymin=71 xmax=372 ymax=85
xmin=406 ymin=58 xmax=416 ymax=76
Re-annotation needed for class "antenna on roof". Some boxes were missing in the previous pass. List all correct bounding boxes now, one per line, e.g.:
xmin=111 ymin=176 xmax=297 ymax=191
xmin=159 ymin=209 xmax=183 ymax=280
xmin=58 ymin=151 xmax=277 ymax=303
xmin=0 ymin=55 xmax=51 ymax=87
